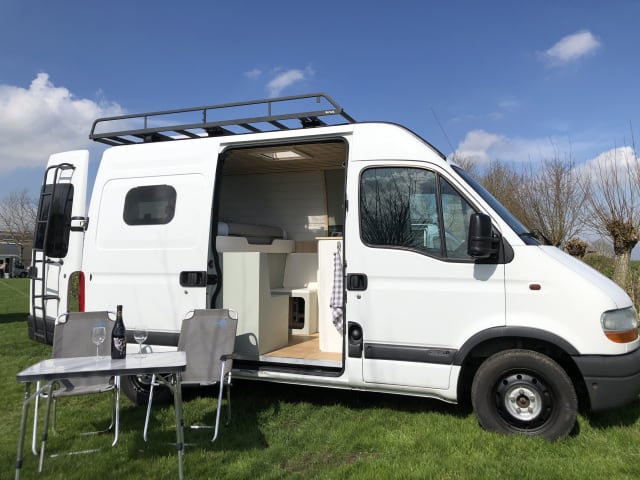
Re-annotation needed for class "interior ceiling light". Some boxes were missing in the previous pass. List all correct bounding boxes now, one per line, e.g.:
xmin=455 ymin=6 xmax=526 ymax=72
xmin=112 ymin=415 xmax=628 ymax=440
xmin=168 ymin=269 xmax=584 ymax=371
xmin=257 ymin=149 xmax=308 ymax=161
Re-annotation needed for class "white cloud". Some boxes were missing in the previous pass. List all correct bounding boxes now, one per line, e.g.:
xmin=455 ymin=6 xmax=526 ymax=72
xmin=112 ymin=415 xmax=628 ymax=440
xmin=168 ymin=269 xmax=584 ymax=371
xmin=266 ymin=66 xmax=314 ymax=97
xmin=540 ymin=30 xmax=601 ymax=66
xmin=453 ymin=130 xmax=638 ymax=194
xmin=0 ymin=73 xmax=124 ymax=175
xmin=497 ymin=98 xmax=521 ymax=111
xmin=578 ymin=145 xmax=637 ymax=182
xmin=245 ymin=68 xmax=262 ymax=79
xmin=452 ymin=130 xmax=506 ymax=164
xmin=267 ymin=69 xmax=305 ymax=97
xmin=451 ymin=129 xmax=589 ymax=166
xmin=244 ymin=65 xmax=315 ymax=97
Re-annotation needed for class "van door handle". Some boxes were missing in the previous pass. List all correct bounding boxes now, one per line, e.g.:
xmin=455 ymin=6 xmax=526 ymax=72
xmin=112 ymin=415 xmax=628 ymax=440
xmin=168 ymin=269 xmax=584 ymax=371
xmin=347 ymin=273 xmax=368 ymax=291
xmin=179 ymin=271 xmax=207 ymax=287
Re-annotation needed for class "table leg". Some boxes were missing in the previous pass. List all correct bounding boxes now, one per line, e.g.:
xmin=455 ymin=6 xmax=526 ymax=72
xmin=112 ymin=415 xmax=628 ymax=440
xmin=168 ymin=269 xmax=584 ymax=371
xmin=112 ymin=376 xmax=120 ymax=447
xmin=38 ymin=383 xmax=55 ymax=473
xmin=173 ymin=372 xmax=184 ymax=480
xmin=15 ymin=382 xmax=32 ymax=480
xmin=32 ymin=381 xmax=41 ymax=456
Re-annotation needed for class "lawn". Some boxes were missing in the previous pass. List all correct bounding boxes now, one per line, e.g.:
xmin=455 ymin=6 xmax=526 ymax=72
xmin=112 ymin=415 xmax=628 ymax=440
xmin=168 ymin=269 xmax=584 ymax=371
xmin=2 ymin=278 xmax=640 ymax=479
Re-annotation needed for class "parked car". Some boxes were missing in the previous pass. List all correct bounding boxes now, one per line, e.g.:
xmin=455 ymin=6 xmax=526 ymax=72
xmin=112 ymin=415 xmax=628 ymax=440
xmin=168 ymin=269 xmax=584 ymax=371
xmin=1 ymin=255 xmax=28 ymax=278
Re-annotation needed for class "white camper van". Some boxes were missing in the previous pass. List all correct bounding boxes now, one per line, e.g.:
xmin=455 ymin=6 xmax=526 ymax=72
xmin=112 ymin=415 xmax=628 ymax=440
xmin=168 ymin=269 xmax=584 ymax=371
xmin=28 ymin=93 xmax=640 ymax=440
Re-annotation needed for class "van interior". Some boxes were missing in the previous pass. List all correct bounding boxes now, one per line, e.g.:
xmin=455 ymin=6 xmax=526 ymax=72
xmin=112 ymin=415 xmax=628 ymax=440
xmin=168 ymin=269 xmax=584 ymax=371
xmin=212 ymin=140 xmax=348 ymax=373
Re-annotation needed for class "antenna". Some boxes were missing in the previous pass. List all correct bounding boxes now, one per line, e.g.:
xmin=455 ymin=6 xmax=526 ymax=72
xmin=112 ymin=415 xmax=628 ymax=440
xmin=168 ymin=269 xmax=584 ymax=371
xmin=430 ymin=107 xmax=456 ymax=157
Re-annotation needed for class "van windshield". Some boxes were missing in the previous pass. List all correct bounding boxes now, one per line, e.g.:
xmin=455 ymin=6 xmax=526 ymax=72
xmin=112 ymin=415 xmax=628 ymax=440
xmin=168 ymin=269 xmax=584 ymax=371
xmin=452 ymin=165 xmax=540 ymax=245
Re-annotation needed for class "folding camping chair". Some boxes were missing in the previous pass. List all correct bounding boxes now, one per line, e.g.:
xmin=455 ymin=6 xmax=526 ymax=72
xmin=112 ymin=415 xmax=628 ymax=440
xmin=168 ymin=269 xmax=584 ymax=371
xmin=144 ymin=309 xmax=238 ymax=443
xmin=32 ymin=311 xmax=120 ymax=455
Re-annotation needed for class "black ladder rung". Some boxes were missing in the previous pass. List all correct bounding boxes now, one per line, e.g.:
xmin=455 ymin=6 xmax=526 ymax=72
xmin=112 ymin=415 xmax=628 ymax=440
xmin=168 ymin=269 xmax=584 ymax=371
xmin=33 ymin=295 xmax=59 ymax=301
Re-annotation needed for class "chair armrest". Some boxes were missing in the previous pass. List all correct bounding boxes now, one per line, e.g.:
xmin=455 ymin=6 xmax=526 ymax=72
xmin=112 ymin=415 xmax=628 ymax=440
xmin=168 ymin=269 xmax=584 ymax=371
xmin=220 ymin=352 xmax=238 ymax=361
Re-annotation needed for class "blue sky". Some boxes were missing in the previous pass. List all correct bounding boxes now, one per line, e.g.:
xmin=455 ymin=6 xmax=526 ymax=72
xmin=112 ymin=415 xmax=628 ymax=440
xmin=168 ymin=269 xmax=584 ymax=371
xmin=1 ymin=0 xmax=639 ymax=200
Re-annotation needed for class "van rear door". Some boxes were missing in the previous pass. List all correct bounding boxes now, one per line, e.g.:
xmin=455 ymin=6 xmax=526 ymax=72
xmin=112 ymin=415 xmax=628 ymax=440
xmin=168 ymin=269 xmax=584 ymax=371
xmin=29 ymin=150 xmax=88 ymax=344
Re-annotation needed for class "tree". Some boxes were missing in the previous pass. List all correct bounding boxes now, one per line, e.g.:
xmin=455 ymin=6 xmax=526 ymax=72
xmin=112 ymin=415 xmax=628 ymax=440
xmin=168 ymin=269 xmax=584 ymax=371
xmin=583 ymin=145 xmax=640 ymax=290
xmin=477 ymin=160 xmax=529 ymax=228
xmin=591 ymin=237 xmax=614 ymax=257
xmin=519 ymin=155 xmax=588 ymax=247
xmin=0 ymin=190 xmax=37 ymax=261
xmin=565 ymin=238 xmax=588 ymax=258
xmin=452 ymin=155 xmax=479 ymax=178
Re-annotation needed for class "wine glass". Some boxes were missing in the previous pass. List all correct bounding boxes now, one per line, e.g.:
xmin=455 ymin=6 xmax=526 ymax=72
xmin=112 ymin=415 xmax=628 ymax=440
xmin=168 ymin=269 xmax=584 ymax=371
xmin=133 ymin=326 xmax=148 ymax=355
xmin=91 ymin=323 xmax=107 ymax=359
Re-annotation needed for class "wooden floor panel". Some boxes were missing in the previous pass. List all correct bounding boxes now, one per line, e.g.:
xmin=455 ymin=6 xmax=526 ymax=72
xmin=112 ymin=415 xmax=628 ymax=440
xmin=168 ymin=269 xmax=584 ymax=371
xmin=264 ymin=333 xmax=342 ymax=362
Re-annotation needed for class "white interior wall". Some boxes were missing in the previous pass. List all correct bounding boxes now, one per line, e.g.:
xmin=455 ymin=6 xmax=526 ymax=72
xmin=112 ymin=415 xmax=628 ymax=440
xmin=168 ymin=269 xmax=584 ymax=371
xmin=324 ymin=169 xmax=345 ymax=234
xmin=219 ymin=171 xmax=327 ymax=241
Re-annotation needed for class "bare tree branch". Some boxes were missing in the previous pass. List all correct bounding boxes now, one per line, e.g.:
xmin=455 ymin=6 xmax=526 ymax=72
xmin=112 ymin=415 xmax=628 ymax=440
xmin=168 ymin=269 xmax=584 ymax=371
xmin=520 ymin=152 xmax=588 ymax=247
xmin=584 ymin=144 xmax=640 ymax=288
xmin=0 ymin=190 xmax=37 ymax=260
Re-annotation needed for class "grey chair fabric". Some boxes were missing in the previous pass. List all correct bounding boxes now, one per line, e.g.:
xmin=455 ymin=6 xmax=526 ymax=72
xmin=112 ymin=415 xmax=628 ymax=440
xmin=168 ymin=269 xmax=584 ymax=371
xmin=32 ymin=311 xmax=120 ymax=454
xmin=144 ymin=309 xmax=238 ymax=443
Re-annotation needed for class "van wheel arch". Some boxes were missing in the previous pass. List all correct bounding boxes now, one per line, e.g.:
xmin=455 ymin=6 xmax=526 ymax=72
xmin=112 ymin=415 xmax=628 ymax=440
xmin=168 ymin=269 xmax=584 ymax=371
xmin=455 ymin=335 xmax=588 ymax=412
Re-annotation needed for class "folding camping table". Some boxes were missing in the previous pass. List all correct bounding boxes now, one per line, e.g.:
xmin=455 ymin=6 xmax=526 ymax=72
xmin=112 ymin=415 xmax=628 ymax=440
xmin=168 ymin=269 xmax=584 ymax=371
xmin=15 ymin=351 xmax=187 ymax=480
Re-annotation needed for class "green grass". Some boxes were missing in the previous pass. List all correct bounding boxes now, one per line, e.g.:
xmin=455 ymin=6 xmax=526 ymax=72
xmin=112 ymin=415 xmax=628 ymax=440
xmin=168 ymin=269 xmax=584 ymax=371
xmin=2 ymin=278 xmax=640 ymax=479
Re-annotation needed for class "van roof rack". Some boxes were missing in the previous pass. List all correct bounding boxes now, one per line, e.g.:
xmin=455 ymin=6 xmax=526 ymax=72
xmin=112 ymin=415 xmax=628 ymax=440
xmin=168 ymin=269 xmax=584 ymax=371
xmin=89 ymin=92 xmax=356 ymax=146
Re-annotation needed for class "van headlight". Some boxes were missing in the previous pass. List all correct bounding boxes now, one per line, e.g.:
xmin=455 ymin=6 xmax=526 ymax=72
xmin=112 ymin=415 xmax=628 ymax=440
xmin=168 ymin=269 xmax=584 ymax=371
xmin=601 ymin=307 xmax=639 ymax=343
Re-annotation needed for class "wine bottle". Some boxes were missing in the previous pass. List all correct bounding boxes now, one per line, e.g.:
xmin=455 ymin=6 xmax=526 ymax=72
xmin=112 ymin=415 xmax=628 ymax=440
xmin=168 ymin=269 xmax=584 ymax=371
xmin=111 ymin=304 xmax=127 ymax=359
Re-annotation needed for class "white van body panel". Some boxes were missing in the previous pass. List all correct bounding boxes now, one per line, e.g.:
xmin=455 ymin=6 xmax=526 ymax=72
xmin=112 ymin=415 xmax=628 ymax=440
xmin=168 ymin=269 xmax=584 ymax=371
xmin=83 ymin=140 xmax=219 ymax=331
xmin=348 ymin=123 xmax=442 ymax=162
xmin=235 ymin=361 xmax=462 ymax=404
xmin=505 ymin=245 xmax=636 ymax=355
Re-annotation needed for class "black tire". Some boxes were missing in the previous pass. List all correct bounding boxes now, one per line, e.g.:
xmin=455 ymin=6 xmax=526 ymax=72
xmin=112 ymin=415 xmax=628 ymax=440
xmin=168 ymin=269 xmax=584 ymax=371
xmin=120 ymin=374 xmax=170 ymax=406
xmin=471 ymin=349 xmax=577 ymax=440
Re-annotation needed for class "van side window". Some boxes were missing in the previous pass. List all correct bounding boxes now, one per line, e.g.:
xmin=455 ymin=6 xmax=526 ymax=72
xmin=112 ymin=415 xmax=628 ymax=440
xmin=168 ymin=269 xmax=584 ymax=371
xmin=34 ymin=183 xmax=74 ymax=258
xmin=123 ymin=185 xmax=177 ymax=226
xmin=359 ymin=167 xmax=475 ymax=260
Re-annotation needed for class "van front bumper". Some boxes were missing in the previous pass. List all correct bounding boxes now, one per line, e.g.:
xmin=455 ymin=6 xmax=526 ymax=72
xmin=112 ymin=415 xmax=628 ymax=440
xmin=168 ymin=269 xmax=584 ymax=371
xmin=573 ymin=347 xmax=640 ymax=411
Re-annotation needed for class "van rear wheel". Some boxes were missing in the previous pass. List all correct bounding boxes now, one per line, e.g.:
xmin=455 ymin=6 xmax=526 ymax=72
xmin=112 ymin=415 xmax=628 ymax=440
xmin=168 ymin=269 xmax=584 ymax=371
xmin=121 ymin=374 xmax=170 ymax=405
xmin=471 ymin=349 xmax=577 ymax=440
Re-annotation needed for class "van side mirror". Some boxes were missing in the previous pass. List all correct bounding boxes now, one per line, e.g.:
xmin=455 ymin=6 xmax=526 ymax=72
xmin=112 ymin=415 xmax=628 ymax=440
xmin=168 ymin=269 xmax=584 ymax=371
xmin=467 ymin=213 xmax=498 ymax=259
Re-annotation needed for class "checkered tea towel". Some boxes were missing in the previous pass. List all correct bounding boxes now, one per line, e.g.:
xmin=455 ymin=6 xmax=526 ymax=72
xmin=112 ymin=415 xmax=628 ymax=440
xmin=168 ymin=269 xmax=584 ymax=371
xmin=330 ymin=242 xmax=344 ymax=333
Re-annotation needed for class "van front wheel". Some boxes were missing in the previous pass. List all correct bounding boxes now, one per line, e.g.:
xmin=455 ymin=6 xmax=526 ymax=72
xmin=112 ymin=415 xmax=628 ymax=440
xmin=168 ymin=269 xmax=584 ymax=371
xmin=471 ymin=349 xmax=577 ymax=440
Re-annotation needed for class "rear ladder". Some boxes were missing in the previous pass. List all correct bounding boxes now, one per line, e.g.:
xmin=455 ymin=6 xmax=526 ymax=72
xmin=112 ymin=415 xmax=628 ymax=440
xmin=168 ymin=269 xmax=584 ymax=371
xmin=30 ymin=163 xmax=75 ymax=343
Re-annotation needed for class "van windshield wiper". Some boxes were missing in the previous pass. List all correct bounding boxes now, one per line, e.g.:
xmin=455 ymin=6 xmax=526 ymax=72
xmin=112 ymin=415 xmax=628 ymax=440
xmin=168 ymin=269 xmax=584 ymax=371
xmin=520 ymin=230 xmax=551 ymax=245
